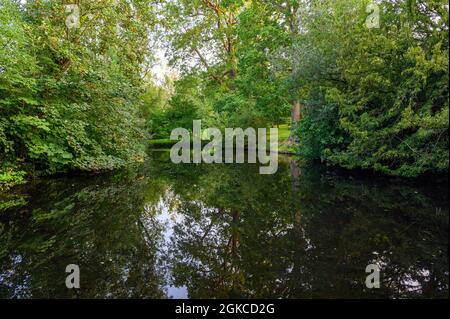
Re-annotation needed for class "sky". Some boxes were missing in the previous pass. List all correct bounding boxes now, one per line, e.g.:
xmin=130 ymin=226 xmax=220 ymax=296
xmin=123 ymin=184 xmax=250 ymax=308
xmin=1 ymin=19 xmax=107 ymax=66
xmin=151 ymin=48 xmax=174 ymax=84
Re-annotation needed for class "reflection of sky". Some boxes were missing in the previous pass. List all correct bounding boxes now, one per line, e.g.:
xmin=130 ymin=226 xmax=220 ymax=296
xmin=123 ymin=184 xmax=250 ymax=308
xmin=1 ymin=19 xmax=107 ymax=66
xmin=0 ymin=254 xmax=31 ymax=298
xmin=167 ymin=285 xmax=188 ymax=299
xmin=145 ymin=191 xmax=189 ymax=299
xmin=400 ymin=269 xmax=431 ymax=294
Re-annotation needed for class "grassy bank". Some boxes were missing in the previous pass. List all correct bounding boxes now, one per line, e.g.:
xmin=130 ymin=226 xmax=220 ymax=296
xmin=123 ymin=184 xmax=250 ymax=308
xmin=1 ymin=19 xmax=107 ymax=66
xmin=149 ymin=124 xmax=298 ymax=155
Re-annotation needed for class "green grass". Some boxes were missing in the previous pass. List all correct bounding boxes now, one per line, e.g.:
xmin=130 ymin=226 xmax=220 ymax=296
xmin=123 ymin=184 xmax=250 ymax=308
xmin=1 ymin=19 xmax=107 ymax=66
xmin=148 ymin=139 xmax=212 ymax=149
xmin=271 ymin=124 xmax=297 ymax=155
xmin=148 ymin=139 xmax=177 ymax=148
xmin=149 ymin=124 xmax=297 ymax=154
xmin=276 ymin=124 xmax=291 ymax=143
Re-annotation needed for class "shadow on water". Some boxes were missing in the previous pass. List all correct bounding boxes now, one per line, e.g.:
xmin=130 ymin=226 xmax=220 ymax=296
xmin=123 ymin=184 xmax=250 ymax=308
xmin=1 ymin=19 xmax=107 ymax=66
xmin=0 ymin=150 xmax=448 ymax=299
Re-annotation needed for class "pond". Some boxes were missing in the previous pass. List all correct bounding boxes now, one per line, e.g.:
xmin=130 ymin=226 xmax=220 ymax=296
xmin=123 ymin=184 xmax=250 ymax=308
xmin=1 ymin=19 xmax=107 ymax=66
xmin=0 ymin=150 xmax=448 ymax=299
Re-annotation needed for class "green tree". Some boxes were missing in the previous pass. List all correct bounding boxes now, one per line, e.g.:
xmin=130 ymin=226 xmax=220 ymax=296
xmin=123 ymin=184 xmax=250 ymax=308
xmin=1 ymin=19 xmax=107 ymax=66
xmin=1 ymin=0 xmax=157 ymax=188
xmin=292 ymin=0 xmax=449 ymax=177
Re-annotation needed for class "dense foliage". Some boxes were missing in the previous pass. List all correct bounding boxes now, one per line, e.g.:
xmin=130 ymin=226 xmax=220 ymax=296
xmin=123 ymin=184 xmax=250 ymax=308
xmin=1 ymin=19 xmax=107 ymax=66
xmin=153 ymin=0 xmax=448 ymax=177
xmin=1 ymin=0 xmax=448 ymax=189
xmin=294 ymin=0 xmax=449 ymax=177
xmin=1 ymin=0 xmax=155 ymax=189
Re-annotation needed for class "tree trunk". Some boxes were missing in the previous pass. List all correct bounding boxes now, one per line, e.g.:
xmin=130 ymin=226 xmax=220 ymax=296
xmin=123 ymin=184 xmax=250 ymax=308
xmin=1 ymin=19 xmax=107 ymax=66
xmin=289 ymin=100 xmax=301 ymax=143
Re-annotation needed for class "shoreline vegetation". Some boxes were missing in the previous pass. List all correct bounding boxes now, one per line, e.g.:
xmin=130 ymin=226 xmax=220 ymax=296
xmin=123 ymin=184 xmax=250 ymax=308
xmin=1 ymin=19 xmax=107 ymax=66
xmin=1 ymin=0 xmax=449 ymax=191
xmin=148 ymin=124 xmax=295 ymax=153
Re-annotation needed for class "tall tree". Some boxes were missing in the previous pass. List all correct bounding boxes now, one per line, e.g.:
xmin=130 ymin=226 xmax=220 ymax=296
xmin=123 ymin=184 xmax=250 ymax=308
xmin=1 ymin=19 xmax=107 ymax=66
xmin=1 ymin=0 xmax=157 ymax=184
xmin=162 ymin=0 xmax=244 ymax=87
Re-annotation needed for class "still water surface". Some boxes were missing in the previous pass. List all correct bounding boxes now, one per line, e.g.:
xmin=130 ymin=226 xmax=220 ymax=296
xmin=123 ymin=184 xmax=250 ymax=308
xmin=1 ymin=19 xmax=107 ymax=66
xmin=0 ymin=151 xmax=448 ymax=298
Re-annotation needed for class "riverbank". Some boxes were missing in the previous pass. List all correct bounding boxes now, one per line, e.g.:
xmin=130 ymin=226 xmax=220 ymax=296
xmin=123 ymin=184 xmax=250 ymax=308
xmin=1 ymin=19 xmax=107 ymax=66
xmin=148 ymin=124 xmax=298 ymax=155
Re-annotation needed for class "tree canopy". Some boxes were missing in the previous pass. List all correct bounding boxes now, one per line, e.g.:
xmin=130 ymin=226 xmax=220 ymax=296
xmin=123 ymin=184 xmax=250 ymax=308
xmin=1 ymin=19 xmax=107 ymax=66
xmin=1 ymin=0 xmax=448 ymax=190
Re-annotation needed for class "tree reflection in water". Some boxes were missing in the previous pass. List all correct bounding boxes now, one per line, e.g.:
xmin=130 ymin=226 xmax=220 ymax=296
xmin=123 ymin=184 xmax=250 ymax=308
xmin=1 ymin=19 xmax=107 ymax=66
xmin=0 ymin=151 xmax=448 ymax=298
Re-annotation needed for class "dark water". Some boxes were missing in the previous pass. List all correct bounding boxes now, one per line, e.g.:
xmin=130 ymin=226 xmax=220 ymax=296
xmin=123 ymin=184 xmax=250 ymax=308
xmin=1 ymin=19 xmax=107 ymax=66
xmin=0 ymin=151 xmax=448 ymax=299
